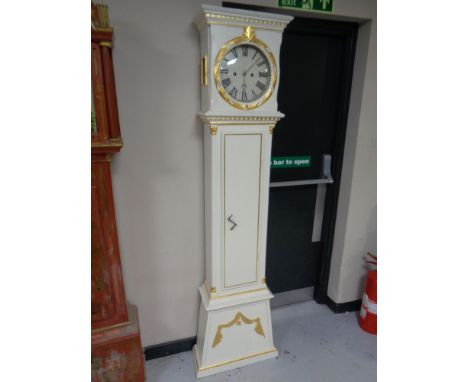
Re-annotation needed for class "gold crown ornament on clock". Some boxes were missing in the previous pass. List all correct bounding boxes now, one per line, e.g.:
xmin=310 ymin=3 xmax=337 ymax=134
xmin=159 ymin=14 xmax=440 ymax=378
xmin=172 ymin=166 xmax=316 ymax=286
xmin=193 ymin=5 xmax=292 ymax=379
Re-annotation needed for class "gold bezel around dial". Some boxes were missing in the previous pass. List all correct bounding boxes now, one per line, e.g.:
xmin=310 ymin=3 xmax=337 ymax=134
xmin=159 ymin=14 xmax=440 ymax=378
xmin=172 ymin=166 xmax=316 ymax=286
xmin=213 ymin=26 xmax=277 ymax=110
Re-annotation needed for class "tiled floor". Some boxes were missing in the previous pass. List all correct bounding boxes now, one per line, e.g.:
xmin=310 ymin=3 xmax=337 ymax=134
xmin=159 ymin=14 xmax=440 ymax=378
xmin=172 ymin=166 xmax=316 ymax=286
xmin=145 ymin=300 xmax=377 ymax=382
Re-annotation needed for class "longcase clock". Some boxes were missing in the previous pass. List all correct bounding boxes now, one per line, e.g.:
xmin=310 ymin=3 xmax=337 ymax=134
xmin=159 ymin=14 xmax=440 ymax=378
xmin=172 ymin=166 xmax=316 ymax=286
xmin=91 ymin=4 xmax=145 ymax=381
xmin=193 ymin=5 xmax=292 ymax=378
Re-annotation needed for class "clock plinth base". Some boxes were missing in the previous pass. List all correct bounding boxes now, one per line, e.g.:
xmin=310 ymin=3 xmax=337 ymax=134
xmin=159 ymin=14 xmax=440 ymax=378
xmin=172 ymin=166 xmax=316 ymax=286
xmin=193 ymin=285 xmax=277 ymax=378
xmin=91 ymin=304 xmax=145 ymax=382
xmin=193 ymin=344 xmax=278 ymax=378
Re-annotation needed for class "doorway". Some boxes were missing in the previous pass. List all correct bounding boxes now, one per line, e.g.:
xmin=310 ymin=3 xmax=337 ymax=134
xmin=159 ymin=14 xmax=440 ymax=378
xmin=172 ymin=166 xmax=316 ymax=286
xmin=223 ymin=3 xmax=358 ymax=307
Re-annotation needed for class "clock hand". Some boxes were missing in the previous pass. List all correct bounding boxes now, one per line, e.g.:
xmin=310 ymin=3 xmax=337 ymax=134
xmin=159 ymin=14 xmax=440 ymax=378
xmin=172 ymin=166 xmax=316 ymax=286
xmin=243 ymin=57 xmax=260 ymax=76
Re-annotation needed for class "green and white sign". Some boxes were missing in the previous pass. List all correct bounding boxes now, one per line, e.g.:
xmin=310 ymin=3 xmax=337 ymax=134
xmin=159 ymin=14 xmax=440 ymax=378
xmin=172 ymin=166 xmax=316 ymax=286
xmin=271 ymin=156 xmax=311 ymax=169
xmin=278 ymin=0 xmax=333 ymax=13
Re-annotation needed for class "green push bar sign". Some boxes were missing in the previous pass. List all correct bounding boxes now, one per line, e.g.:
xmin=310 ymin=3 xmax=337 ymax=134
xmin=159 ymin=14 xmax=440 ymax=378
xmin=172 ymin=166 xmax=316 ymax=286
xmin=271 ymin=156 xmax=311 ymax=169
xmin=278 ymin=0 xmax=333 ymax=13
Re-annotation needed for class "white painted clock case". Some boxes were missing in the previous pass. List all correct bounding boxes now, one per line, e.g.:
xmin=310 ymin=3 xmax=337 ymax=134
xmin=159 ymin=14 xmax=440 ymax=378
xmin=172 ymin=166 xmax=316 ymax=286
xmin=194 ymin=5 xmax=292 ymax=378
xmin=202 ymin=122 xmax=273 ymax=294
xmin=195 ymin=121 xmax=277 ymax=377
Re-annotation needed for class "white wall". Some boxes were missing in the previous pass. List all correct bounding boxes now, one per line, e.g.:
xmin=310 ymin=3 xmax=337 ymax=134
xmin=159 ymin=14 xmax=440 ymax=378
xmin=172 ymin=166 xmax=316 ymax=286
xmin=104 ymin=0 xmax=376 ymax=346
xmin=328 ymin=17 xmax=377 ymax=303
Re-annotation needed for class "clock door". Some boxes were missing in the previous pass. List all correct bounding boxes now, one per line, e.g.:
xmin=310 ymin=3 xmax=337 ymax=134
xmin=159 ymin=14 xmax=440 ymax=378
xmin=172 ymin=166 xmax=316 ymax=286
xmin=91 ymin=161 xmax=128 ymax=330
xmin=91 ymin=42 xmax=110 ymax=144
xmin=223 ymin=132 xmax=263 ymax=288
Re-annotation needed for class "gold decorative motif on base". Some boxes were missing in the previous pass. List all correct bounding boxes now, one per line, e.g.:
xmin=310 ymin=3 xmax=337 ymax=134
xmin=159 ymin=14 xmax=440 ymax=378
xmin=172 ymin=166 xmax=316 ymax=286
xmin=212 ymin=312 xmax=266 ymax=348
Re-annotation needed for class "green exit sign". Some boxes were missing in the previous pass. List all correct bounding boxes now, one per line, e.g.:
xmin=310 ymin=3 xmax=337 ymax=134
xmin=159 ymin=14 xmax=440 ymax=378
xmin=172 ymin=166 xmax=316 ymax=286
xmin=278 ymin=0 xmax=333 ymax=13
xmin=271 ymin=156 xmax=311 ymax=169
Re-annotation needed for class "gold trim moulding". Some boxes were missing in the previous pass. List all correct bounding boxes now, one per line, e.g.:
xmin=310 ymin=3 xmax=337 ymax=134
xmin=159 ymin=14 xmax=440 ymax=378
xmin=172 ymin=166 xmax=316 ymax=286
xmin=206 ymin=21 xmax=284 ymax=32
xmin=203 ymin=12 xmax=289 ymax=29
xmin=202 ymin=55 xmax=208 ymax=86
xmin=223 ymin=133 xmax=262 ymax=289
xmin=99 ymin=41 xmax=113 ymax=48
xmin=201 ymin=116 xmax=281 ymax=124
xmin=194 ymin=346 xmax=277 ymax=372
xmin=213 ymin=26 xmax=278 ymax=111
xmin=92 ymin=320 xmax=130 ymax=334
xmin=209 ymin=287 xmax=267 ymax=300
xmin=93 ymin=27 xmax=113 ymax=32
xmin=92 ymin=140 xmax=123 ymax=149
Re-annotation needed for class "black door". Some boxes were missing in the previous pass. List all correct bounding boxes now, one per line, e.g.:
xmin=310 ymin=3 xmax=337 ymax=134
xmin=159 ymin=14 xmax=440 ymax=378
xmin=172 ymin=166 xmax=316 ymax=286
xmin=267 ymin=17 xmax=357 ymax=302
xmin=223 ymin=3 xmax=358 ymax=303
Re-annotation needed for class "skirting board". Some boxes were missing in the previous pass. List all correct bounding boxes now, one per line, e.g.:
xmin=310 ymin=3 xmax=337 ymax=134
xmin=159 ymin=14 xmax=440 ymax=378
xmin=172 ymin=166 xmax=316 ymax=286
xmin=144 ymin=337 xmax=196 ymax=361
xmin=325 ymin=297 xmax=362 ymax=313
xmin=144 ymin=298 xmax=362 ymax=361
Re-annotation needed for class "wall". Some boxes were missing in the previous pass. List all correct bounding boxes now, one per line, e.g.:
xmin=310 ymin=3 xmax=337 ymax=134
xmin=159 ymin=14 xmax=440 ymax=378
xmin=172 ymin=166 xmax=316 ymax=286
xmin=103 ymin=0 xmax=376 ymax=346
xmin=328 ymin=17 xmax=377 ymax=303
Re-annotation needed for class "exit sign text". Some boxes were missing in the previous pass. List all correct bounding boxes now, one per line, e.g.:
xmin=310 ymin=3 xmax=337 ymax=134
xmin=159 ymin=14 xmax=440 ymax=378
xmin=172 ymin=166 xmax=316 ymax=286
xmin=278 ymin=0 xmax=333 ymax=13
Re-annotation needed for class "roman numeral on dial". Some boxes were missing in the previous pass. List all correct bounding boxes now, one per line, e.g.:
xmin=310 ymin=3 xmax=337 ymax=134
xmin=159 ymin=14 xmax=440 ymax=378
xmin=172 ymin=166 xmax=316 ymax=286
xmin=231 ymin=48 xmax=238 ymax=58
xmin=222 ymin=78 xmax=231 ymax=88
xmin=259 ymin=72 xmax=269 ymax=78
xmin=257 ymin=60 xmax=266 ymax=67
xmin=242 ymin=46 xmax=248 ymax=56
xmin=256 ymin=81 xmax=266 ymax=91
xmin=220 ymin=68 xmax=229 ymax=74
xmin=229 ymin=87 xmax=238 ymax=98
xmin=242 ymin=90 xmax=248 ymax=102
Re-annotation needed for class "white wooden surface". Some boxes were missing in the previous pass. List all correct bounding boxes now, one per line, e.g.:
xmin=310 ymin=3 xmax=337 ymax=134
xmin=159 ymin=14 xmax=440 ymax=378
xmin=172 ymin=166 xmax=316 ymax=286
xmin=194 ymin=5 xmax=292 ymax=378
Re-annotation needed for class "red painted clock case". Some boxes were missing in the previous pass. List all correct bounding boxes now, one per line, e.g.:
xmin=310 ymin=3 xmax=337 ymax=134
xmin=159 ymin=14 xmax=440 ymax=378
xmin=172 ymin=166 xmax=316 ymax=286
xmin=91 ymin=4 xmax=145 ymax=381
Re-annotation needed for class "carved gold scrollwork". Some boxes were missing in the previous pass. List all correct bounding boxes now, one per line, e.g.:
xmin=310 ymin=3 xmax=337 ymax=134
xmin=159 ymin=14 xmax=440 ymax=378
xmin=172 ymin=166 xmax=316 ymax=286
xmin=212 ymin=312 xmax=266 ymax=348
xmin=209 ymin=126 xmax=218 ymax=135
xmin=242 ymin=25 xmax=256 ymax=40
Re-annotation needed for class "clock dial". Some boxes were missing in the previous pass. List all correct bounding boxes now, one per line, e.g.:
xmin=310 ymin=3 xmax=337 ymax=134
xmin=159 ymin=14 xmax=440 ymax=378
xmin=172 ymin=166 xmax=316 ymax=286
xmin=219 ymin=44 xmax=271 ymax=104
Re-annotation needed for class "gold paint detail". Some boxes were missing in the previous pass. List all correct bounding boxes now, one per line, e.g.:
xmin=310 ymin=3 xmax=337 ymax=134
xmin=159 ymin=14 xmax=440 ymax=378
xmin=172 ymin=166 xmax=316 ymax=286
xmin=201 ymin=116 xmax=281 ymax=124
xmin=92 ymin=47 xmax=99 ymax=75
xmin=204 ymin=12 xmax=288 ymax=28
xmin=104 ymin=154 xmax=113 ymax=162
xmin=242 ymin=25 xmax=256 ymax=40
xmin=193 ymin=346 xmax=277 ymax=372
xmin=209 ymin=126 xmax=218 ymax=135
xmin=99 ymin=41 xmax=113 ymax=48
xmin=92 ymin=4 xmax=112 ymax=31
xmin=92 ymin=320 xmax=130 ymax=334
xmin=204 ymin=21 xmax=283 ymax=32
xmin=261 ymin=277 xmax=266 ymax=284
xmin=213 ymin=29 xmax=277 ymax=110
xmin=223 ymin=134 xmax=262 ymax=288
xmin=210 ymin=287 xmax=217 ymax=293
xmin=210 ymin=287 xmax=267 ymax=300
xmin=268 ymin=126 xmax=274 ymax=134
xmin=212 ymin=312 xmax=266 ymax=348
xmin=202 ymin=55 xmax=208 ymax=86
xmin=92 ymin=140 xmax=123 ymax=149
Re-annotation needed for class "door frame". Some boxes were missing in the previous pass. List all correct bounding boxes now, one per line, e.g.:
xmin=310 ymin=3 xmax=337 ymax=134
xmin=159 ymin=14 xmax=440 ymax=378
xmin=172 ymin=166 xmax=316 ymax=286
xmin=223 ymin=2 xmax=359 ymax=305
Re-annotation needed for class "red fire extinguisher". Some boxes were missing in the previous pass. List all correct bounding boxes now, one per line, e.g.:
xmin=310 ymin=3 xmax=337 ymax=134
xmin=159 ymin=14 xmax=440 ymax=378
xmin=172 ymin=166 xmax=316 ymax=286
xmin=359 ymin=253 xmax=377 ymax=335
